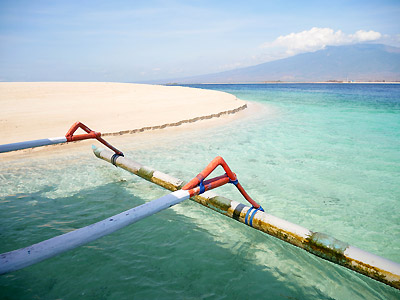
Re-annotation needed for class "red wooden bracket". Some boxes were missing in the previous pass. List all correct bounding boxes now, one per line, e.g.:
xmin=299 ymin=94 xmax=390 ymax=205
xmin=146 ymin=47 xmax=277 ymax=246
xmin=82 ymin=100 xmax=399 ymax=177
xmin=182 ymin=156 xmax=261 ymax=209
xmin=65 ymin=122 xmax=123 ymax=156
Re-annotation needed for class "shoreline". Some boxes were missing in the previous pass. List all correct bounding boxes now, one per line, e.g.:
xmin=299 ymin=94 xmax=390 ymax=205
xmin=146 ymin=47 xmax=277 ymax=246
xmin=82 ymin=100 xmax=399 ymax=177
xmin=0 ymin=102 xmax=267 ymax=163
xmin=0 ymin=82 xmax=247 ymax=144
xmin=175 ymin=81 xmax=400 ymax=85
xmin=0 ymin=82 xmax=250 ymax=158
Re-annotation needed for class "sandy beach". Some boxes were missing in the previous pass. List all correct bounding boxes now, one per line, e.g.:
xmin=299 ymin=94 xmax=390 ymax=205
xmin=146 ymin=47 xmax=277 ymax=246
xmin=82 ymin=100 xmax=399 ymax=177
xmin=0 ymin=82 xmax=247 ymax=146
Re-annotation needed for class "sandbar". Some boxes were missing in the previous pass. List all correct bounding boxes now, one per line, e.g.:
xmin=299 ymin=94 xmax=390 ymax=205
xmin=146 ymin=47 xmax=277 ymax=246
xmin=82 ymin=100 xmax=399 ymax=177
xmin=0 ymin=82 xmax=247 ymax=145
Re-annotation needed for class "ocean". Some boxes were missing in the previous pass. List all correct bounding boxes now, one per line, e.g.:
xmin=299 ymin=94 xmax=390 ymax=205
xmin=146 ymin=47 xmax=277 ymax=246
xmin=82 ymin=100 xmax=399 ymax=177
xmin=1 ymin=83 xmax=399 ymax=299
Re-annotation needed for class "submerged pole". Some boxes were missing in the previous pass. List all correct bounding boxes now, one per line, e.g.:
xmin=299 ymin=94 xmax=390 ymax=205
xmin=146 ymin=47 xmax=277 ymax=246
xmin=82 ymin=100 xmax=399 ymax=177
xmin=0 ymin=190 xmax=190 ymax=275
xmin=92 ymin=146 xmax=400 ymax=290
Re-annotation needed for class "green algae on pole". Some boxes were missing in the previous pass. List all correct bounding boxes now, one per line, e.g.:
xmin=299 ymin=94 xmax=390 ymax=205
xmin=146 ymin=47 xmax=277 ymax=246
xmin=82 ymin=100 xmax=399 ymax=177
xmin=92 ymin=146 xmax=400 ymax=290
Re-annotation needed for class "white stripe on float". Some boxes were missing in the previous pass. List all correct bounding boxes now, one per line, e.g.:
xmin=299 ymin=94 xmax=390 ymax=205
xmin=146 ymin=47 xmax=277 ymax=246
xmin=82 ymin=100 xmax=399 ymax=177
xmin=345 ymin=246 xmax=400 ymax=275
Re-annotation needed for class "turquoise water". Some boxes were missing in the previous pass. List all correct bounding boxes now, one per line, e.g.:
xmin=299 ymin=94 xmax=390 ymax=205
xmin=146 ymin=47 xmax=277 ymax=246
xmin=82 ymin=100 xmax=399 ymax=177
xmin=1 ymin=84 xmax=399 ymax=299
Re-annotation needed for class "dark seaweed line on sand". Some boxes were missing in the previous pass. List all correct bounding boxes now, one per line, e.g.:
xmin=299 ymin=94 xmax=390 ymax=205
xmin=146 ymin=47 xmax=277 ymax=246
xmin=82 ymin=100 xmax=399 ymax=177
xmin=102 ymin=103 xmax=247 ymax=137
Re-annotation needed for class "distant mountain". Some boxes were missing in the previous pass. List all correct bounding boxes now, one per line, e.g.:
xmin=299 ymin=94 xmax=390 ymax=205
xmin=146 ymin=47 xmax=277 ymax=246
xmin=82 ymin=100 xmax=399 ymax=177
xmin=164 ymin=44 xmax=400 ymax=83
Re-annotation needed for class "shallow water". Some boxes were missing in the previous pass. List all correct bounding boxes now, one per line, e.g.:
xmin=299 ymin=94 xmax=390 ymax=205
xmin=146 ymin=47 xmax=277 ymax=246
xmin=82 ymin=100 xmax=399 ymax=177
xmin=1 ymin=83 xmax=399 ymax=299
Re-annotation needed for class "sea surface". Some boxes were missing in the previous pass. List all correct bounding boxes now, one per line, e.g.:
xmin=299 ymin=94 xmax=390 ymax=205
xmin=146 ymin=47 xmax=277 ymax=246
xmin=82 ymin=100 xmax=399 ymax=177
xmin=1 ymin=83 xmax=399 ymax=299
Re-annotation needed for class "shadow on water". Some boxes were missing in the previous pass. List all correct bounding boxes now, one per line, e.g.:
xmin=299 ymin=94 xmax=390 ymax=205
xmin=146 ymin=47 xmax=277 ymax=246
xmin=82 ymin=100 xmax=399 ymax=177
xmin=0 ymin=181 xmax=398 ymax=299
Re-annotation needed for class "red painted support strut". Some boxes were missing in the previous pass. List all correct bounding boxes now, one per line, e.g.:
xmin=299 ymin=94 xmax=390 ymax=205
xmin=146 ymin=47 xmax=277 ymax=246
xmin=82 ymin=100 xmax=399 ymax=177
xmin=65 ymin=122 xmax=123 ymax=156
xmin=182 ymin=156 xmax=262 ymax=209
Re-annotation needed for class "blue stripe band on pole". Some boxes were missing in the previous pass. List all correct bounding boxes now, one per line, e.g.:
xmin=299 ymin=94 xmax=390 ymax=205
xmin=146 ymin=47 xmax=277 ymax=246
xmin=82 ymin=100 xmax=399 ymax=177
xmin=249 ymin=208 xmax=259 ymax=227
xmin=245 ymin=207 xmax=253 ymax=225
xmin=199 ymin=180 xmax=205 ymax=194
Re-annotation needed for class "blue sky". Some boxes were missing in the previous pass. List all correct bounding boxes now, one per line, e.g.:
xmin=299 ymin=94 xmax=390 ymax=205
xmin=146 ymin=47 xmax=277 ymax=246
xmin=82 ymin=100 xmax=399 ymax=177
xmin=0 ymin=0 xmax=399 ymax=82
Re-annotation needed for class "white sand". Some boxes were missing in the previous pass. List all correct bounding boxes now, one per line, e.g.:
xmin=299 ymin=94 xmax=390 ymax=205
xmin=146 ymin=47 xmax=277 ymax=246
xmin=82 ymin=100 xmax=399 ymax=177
xmin=0 ymin=82 xmax=247 ymax=144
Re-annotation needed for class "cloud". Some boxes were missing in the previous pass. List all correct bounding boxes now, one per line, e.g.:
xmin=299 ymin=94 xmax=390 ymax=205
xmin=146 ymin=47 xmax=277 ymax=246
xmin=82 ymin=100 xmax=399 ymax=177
xmin=262 ymin=27 xmax=382 ymax=55
xmin=350 ymin=29 xmax=381 ymax=42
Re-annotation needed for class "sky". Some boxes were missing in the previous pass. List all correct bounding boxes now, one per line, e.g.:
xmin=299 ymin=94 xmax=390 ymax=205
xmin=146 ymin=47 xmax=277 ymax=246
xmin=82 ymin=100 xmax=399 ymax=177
xmin=0 ymin=0 xmax=399 ymax=82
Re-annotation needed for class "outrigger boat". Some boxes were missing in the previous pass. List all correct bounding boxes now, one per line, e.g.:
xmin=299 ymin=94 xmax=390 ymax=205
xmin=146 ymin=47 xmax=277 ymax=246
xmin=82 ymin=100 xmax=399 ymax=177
xmin=0 ymin=122 xmax=399 ymax=290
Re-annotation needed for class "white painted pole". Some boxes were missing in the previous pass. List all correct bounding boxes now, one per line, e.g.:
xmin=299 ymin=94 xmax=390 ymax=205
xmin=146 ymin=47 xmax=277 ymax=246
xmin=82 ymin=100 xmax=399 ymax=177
xmin=0 ymin=137 xmax=67 ymax=153
xmin=0 ymin=189 xmax=190 ymax=275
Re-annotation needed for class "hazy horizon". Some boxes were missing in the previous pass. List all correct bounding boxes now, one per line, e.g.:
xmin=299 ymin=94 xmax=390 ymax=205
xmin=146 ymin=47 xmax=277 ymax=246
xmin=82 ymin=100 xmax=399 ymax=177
xmin=1 ymin=1 xmax=400 ymax=82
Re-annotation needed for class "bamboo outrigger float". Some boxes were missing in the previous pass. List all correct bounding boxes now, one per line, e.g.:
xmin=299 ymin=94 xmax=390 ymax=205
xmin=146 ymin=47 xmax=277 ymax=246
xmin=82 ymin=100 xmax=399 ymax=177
xmin=0 ymin=122 xmax=399 ymax=290
xmin=92 ymin=146 xmax=400 ymax=290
